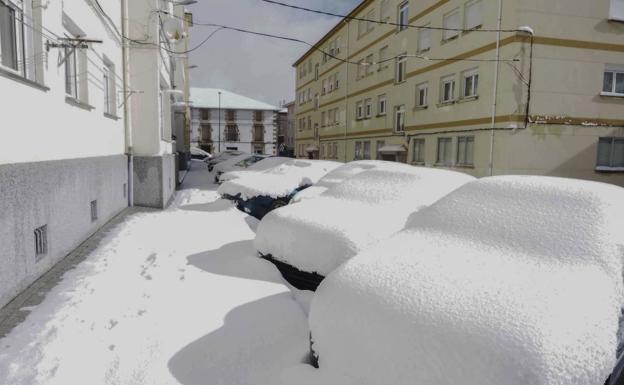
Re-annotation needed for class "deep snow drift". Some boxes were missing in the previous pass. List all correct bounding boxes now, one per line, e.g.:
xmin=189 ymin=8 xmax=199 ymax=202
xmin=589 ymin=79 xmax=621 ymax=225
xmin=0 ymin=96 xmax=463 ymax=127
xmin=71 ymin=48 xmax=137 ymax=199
xmin=218 ymin=159 xmax=342 ymax=200
xmin=0 ymin=166 xmax=310 ymax=385
xmin=255 ymin=163 xmax=475 ymax=276
xmin=219 ymin=157 xmax=292 ymax=183
xmin=302 ymin=176 xmax=624 ymax=385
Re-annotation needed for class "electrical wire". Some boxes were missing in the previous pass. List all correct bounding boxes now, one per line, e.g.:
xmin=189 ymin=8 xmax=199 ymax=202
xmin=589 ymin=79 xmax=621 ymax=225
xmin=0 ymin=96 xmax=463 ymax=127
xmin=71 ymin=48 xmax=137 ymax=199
xmin=260 ymin=0 xmax=522 ymax=33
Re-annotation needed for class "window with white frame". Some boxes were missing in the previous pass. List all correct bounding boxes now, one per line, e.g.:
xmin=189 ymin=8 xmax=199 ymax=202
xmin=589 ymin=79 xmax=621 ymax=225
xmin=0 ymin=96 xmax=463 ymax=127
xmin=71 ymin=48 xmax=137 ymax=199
xmin=365 ymin=98 xmax=373 ymax=118
xmin=332 ymin=142 xmax=338 ymax=158
xmin=603 ymin=66 xmax=624 ymax=96
xmin=358 ymin=19 xmax=367 ymax=38
xmin=334 ymin=72 xmax=340 ymax=89
xmin=314 ymin=93 xmax=319 ymax=110
xmin=320 ymin=143 xmax=325 ymax=158
xmin=398 ymin=1 xmax=409 ymax=31
xmin=357 ymin=59 xmax=365 ymax=79
xmin=396 ymin=54 xmax=407 ymax=83
xmin=307 ymin=116 xmax=312 ymax=131
xmin=329 ymin=75 xmax=334 ymax=92
xmin=367 ymin=9 xmax=376 ymax=32
xmin=441 ymin=75 xmax=456 ymax=103
xmin=610 ymin=0 xmax=624 ymax=21
xmin=462 ymin=69 xmax=479 ymax=98
xmin=416 ymin=82 xmax=428 ymax=107
xmin=363 ymin=141 xmax=371 ymax=160
xmin=103 ymin=61 xmax=116 ymax=116
xmin=356 ymin=101 xmax=364 ymax=119
xmin=355 ymin=141 xmax=363 ymax=160
xmin=418 ymin=25 xmax=431 ymax=52
xmin=456 ymin=136 xmax=475 ymax=165
xmin=378 ymin=45 xmax=389 ymax=71
xmin=365 ymin=53 xmax=374 ymax=76
xmin=376 ymin=140 xmax=385 ymax=159
xmin=437 ymin=137 xmax=453 ymax=165
xmin=0 ymin=0 xmax=24 ymax=73
xmin=465 ymin=0 xmax=483 ymax=30
xmin=328 ymin=109 xmax=335 ymax=125
xmin=412 ymin=138 xmax=425 ymax=163
xmin=380 ymin=0 xmax=391 ymax=21
xmin=335 ymin=37 xmax=341 ymax=54
xmin=443 ymin=8 xmax=460 ymax=40
xmin=378 ymin=94 xmax=387 ymax=115
xmin=65 ymin=46 xmax=79 ymax=98
xmin=394 ymin=105 xmax=405 ymax=132
xmin=321 ymin=111 xmax=326 ymax=127
xmin=315 ymin=63 xmax=319 ymax=80
xmin=597 ymin=137 xmax=624 ymax=168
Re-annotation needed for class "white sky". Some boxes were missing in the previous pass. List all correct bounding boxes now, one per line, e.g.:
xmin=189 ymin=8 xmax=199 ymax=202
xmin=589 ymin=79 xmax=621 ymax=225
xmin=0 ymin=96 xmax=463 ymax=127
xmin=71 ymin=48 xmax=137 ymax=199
xmin=187 ymin=0 xmax=360 ymax=108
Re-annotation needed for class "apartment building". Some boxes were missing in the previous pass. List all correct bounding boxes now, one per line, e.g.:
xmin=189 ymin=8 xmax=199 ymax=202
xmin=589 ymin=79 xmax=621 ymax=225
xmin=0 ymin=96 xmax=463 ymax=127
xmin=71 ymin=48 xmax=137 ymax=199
xmin=294 ymin=0 xmax=624 ymax=186
xmin=0 ymin=0 xmax=192 ymax=309
xmin=190 ymin=88 xmax=278 ymax=155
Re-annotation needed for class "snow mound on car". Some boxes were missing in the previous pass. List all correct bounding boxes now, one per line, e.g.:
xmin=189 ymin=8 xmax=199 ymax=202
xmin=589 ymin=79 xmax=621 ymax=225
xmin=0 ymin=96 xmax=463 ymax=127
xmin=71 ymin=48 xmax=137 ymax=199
xmin=219 ymin=157 xmax=292 ymax=183
xmin=254 ymin=165 xmax=475 ymax=276
xmin=307 ymin=176 xmax=624 ymax=385
xmin=218 ymin=160 xmax=342 ymax=200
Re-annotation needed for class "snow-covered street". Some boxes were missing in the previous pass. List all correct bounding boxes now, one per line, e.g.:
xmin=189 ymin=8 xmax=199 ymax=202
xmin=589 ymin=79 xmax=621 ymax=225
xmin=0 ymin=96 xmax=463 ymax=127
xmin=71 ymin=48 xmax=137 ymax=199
xmin=0 ymin=163 xmax=310 ymax=385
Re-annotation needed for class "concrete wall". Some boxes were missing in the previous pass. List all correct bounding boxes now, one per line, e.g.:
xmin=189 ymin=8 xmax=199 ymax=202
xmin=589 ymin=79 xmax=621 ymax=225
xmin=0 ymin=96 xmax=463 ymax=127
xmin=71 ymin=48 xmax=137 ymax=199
xmin=133 ymin=155 xmax=176 ymax=209
xmin=0 ymin=155 xmax=128 ymax=309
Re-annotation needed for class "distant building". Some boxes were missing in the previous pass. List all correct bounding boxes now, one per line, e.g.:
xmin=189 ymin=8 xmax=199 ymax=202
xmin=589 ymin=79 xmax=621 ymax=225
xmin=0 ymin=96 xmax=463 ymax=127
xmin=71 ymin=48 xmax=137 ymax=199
xmin=293 ymin=0 xmax=624 ymax=186
xmin=190 ymin=88 xmax=279 ymax=155
xmin=278 ymin=101 xmax=296 ymax=157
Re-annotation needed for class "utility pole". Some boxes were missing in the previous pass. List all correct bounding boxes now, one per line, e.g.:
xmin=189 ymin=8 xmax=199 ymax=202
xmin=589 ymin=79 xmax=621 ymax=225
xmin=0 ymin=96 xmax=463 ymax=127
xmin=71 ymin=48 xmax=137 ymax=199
xmin=218 ymin=91 xmax=222 ymax=153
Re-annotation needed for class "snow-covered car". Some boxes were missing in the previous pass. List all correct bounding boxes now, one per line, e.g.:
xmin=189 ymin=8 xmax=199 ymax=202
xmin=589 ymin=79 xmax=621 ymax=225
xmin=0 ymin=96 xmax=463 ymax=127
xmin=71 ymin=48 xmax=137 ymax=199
xmin=218 ymin=157 xmax=292 ymax=184
xmin=190 ymin=146 xmax=212 ymax=160
xmin=254 ymin=162 xmax=475 ymax=290
xmin=213 ymin=154 xmax=270 ymax=183
xmin=218 ymin=159 xmax=342 ymax=220
xmin=206 ymin=150 xmax=247 ymax=171
xmin=291 ymin=176 xmax=624 ymax=385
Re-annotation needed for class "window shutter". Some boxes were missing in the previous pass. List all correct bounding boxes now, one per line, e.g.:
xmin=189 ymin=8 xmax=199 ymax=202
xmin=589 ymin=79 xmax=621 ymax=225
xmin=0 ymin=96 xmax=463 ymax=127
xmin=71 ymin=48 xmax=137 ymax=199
xmin=610 ymin=0 xmax=624 ymax=21
xmin=419 ymin=28 xmax=430 ymax=51
xmin=443 ymin=10 xmax=460 ymax=40
xmin=465 ymin=0 xmax=483 ymax=30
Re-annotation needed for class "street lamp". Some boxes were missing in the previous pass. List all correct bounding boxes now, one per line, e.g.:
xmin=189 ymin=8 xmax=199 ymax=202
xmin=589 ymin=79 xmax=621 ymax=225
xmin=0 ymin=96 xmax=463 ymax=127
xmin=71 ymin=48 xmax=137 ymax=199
xmin=218 ymin=91 xmax=222 ymax=153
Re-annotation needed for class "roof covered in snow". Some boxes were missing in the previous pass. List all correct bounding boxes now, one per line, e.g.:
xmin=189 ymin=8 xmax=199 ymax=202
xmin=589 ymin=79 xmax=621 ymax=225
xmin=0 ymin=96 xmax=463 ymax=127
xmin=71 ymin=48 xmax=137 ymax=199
xmin=306 ymin=176 xmax=624 ymax=385
xmin=190 ymin=88 xmax=279 ymax=111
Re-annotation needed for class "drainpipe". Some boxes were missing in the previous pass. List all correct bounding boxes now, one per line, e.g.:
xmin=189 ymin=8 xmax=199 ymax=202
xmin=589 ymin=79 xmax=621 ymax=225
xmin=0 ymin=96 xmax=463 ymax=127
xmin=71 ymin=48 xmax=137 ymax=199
xmin=121 ymin=0 xmax=134 ymax=206
xmin=343 ymin=19 xmax=350 ymax=162
xmin=488 ymin=0 xmax=503 ymax=177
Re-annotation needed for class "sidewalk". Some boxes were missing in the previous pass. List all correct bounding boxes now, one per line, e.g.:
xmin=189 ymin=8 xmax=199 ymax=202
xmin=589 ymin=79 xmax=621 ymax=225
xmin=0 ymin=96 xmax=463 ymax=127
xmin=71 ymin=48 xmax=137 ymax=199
xmin=0 ymin=164 xmax=310 ymax=385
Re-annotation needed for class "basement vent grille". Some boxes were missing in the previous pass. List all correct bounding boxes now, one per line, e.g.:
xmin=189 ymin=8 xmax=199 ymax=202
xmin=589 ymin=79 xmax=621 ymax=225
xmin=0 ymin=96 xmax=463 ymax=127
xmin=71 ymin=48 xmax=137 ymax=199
xmin=34 ymin=225 xmax=48 ymax=260
xmin=123 ymin=183 xmax=127 ymax=198
xmin=91 ymin=200 xmax=98 ymax=222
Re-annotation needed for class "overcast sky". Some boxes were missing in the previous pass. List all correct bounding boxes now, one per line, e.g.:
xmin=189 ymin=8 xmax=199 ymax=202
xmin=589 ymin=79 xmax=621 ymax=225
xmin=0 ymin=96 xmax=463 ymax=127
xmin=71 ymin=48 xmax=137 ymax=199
xmin=187 ymin=0 xmax=360 ymax=108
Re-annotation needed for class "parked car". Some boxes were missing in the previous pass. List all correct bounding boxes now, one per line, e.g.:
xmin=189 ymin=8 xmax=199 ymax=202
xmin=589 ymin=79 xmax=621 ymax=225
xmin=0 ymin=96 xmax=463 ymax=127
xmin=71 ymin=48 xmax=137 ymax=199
xmin=190 ymin=147 xmax=211 ymax=161
xmin=213 ymin=154 xmax=270 ymax=184
xmin=254 ymin=162 xmax=475 ymax=290
xmin=218 ymin=157 xmax=293 ymax=184
xmin=218 ymin=159 xmax=342 ymax=219
xmin=206 ymin=150 xmax=246 ymax=172
xmin=299 ymin=176 xmax=624 ymax=385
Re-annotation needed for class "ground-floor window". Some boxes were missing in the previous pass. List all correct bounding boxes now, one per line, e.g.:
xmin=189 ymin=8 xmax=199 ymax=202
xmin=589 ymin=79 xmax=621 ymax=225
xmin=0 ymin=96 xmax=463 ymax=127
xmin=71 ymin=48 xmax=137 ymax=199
xmin=597 ymin=137 xmax=624 ymax=168
xmin=412 ymin=138 xmax=425 ymax=163
xmin=376 ymin=140 xmax=385 ymax=159
xmin=437 ymin=137 xmax=453 ymax=165
xmin=354 ymin=141 xmax=362 ymax=160
xmin=363 ymin=141 xmax=371 ymax=160
xmin=456 ymin=136 xmax=475 ymax=166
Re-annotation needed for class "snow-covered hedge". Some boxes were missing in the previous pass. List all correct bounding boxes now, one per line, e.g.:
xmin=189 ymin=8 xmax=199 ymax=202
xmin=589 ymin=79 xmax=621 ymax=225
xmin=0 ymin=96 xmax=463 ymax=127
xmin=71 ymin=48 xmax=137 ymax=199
xmin=218 ymin=160 xmax=341 ymax=200
xmin=255 ymin=163 xmax=475 ymax=276
xmin=305 ymin=176 xmax=624 ymax=385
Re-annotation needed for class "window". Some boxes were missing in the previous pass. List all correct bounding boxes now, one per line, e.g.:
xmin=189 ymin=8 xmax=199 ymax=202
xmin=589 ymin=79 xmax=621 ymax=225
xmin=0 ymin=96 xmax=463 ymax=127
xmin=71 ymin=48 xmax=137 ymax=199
xmin=396 ymin=54 xmax=407 ymax=83
xmin=358 ymin=18 xmax=367 ymax=38
xmin=334 ymin=72 xmax=340 ymax=89
xmin=603 ymin=67 xmax=624 ymax=96
xmin=380 ymin=0 xmax=391 ymax=21
xmin=356 ymin=101 xmax=364 ymax=119
xmin=320 ymin=143 xmax=325 ymax=158
xmin=321 ymin=111 xmax=326 ymax=127
xmin=378 ymin=94 xmax=387 ymax=115
xmin=201 ymin=109 xmax=210 ymax=120
xmin=254 ymin=110 xmax=264 ymax=121
xmin=225 ymin=125 xmax=239 ymax=142
xmin=412 ymin=139 xmax=425 ymax=163
xmin=597 ymin=137 xmax=624 ymax=168
xmin=103 ymin=61 xmax=116 ymax=116
xmin=441 ymin=75 xmax=456 ymax=103
xmin=366 ymin=54 xmax=374 ymax=76
xmin=333 ymin=142 xmax=338 ymax=159
xmin=437 ymin=137 xmax=453 ymax=165
xmin=376 ymin=140 xmax=385 ymax=159
xmin=418 ymin=26 xmax=431 ymax=52
xmin=456 ymin=136 xmax=475 ymax=166
xmin=363 ymin=141 xmax=371 ymax=160
xmin=0 ymin=0 xmax=23 ymax=73
xmin=610 ymin=0 xmax=624 ymax=21
xmin=394 ymin=105 xmax=405 ymax=132
xmin=365 ymin=98 xmax=373 ymax=118
xmin=463 ymin=69 xmax=479 ymax=98
xmin=355 ymin=141 xmax=363 ymax=160
xmin=443 ymin=8 xmax=460 ymax=40
xmin=328 ymin=109 xmax=335 ymax=126
xmin=315 ymin=63 xmax=319 ymax=80
xmin=398 ymin=1 xmax=409 ymax=31
xmin=34 ymin=225 xmax=48 ymax=259
xmin=253 ymin=125 xmax=264 ymax=142
xmin=465 ymin=0 xmax=483 ymax=30
xmin=90 ymin=200 xmax=98 ymax=222
xmin=226 ymin=110 xmax=236 ymax=121
xmin=378 ymin=46 xmax=389 ymax=71
xmin=357 ymin=59 xmax=365 ymax=79
xmin=367 ymin=10 xmax=376 ymax=32
xmin=65 ymin=46 xmax=78 ymax=98
xmin=416 ymin=83 xmax=428 ymax=107
xmin=307 ymin=116 xmax=312 ymax=130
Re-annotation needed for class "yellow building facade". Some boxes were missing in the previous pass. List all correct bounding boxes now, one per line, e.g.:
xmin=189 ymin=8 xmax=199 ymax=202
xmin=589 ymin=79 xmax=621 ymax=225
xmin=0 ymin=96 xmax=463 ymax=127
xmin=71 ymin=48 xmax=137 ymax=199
xmin=294 ymin=0 xmax=624 ymax=186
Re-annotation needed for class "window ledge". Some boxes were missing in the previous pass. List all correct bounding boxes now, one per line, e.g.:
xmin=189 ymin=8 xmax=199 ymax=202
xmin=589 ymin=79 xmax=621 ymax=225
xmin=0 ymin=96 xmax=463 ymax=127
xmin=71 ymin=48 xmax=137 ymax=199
xmin=377 ymin=113 xmax=387 ymax=117
xmin=441 ymin=35 xmax=459 ymax=44
xmin=462 ymin=25 xmax=483 ymax=35
xmin=0 ymin=67 xmax=49 ymax=92
xmin=608 ymin=17 xmax=624 ymax=23
xmin=457 ymin=95 xmax=479 ymax=103
xmin=434 ymin=163 xmax=453 ymax=167
xmin=417 ymin=48 xmax=431 ymax=54
xmin=454 ymin=163 xmax=475 ymax=169
xmin=66 ymin=97 xmax=95 ymax=111
xmin=600 ymin=92 xmax=624 ymax=98
xmin=414 ymin=105 xmax=428 ymax=111
xmin=411 ymin=161 xmax=426 ymax=166
xmin=596 ymin=166 xmax=624 ymax=172
xmin=437 ymin=100 xmax=456 ymax=107
xmin=104 ymin=113 xmax=121 ymax=121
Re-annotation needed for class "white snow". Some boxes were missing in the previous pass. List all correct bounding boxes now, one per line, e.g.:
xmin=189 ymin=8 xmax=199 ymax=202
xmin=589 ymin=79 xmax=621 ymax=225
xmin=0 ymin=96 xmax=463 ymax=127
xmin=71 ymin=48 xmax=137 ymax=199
xmin=517 ymin=25 xmax=535 ymax=35
xmin=218 ymin=159 xmax=342 ymax=200
xmin=212 ymin=153 xmax=260 ymax=174
xmin=0 ymin=167 xmax=310 ymax=385
xmin=219 ymin=157 xmax=293 ymax=183
xmin=255 ymin=163 xmax=475 ymax=276
xmin=304 ymin=176 xmax=624 ymax=385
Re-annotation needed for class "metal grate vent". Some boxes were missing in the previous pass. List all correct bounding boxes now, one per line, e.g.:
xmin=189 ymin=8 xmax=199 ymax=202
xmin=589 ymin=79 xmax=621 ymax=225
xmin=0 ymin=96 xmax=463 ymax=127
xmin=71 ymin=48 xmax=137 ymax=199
xmin=90 ymin=200 xmax=98 ymax=222
xmin=123 ymin=183 xmax=127 ymax=198
xmin=34 ymin=225 xmax=48 ymax=260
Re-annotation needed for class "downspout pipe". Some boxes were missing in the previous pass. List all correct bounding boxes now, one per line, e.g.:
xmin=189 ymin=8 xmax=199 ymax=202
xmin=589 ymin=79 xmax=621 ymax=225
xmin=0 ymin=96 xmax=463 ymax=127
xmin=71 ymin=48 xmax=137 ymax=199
xmin=488 ymin=0 xmax=503 ymax=177
xmin=343 ymin=19 xmax=350 ymax=162
xmin=121 ymin=0 xmax=133 ymax=206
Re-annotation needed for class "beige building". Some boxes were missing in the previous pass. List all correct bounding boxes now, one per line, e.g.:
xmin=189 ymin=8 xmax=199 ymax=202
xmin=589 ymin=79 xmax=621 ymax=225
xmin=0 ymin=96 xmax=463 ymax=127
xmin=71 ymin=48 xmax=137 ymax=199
xmin=293 ymin=0 xmax=624 ymax=186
